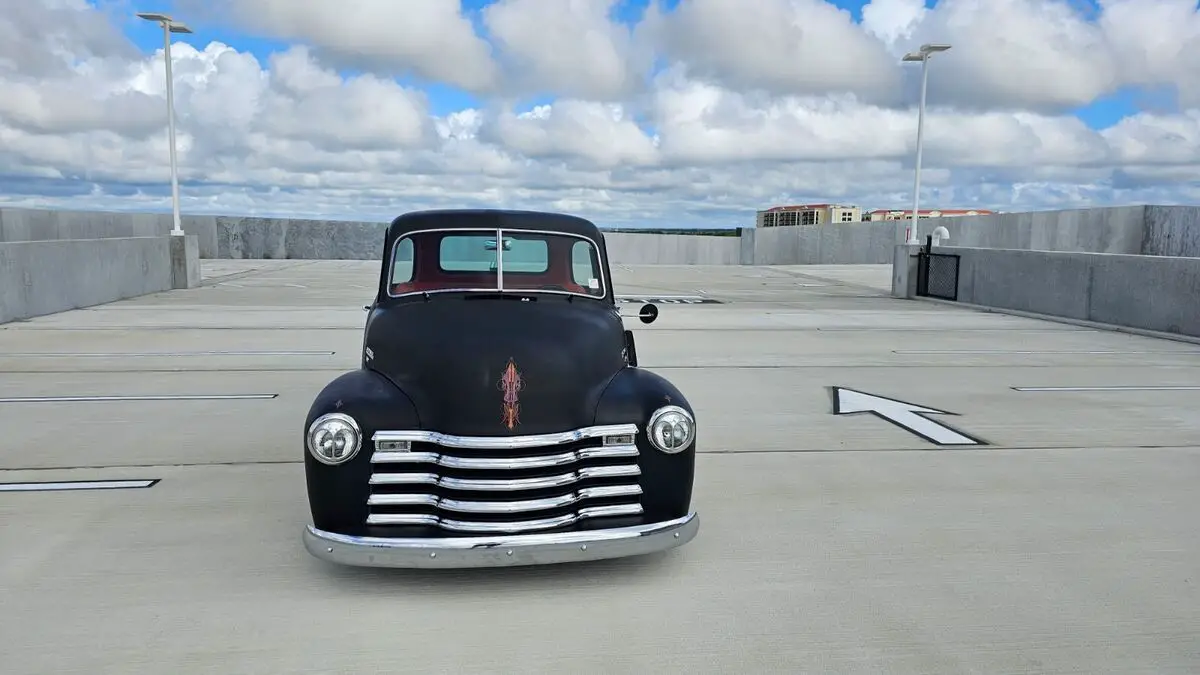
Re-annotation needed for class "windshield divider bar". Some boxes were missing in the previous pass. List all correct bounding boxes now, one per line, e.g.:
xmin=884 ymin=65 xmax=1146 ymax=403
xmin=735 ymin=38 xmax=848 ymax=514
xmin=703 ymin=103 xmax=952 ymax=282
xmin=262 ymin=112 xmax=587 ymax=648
xmin=496 ymin=227 xmax=504 ymax=291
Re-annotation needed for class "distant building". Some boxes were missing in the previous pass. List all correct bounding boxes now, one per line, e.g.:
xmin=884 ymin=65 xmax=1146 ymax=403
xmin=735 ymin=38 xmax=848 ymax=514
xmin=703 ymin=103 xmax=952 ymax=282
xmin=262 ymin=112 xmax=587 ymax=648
xmin=756 ymin=203 xmax=862 ymax=227
xmin=865 ymin=208 xmax=996 ymax=221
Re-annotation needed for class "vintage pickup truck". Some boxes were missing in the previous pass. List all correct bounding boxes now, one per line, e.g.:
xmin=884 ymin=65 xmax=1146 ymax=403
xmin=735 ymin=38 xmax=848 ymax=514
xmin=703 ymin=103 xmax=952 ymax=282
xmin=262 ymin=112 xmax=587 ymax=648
xmin=301 ymin=208 xmax=699 ymax=568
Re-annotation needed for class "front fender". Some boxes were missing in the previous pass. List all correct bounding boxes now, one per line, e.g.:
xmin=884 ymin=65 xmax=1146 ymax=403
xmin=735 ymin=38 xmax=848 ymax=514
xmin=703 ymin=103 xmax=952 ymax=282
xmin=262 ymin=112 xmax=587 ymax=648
xmin=592 ymin=367 xmax=695 ymax=521
xmin=304 ymin=368 xmax=421 ymax=534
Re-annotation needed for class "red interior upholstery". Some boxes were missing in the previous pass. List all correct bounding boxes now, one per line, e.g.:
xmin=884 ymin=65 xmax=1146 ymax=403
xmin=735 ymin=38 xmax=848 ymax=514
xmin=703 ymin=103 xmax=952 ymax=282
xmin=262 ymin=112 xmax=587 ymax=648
xmin=388 ymin=231 xmax=594 ymax=296
xmin=391 ymin=277 xmax=588 ymax=295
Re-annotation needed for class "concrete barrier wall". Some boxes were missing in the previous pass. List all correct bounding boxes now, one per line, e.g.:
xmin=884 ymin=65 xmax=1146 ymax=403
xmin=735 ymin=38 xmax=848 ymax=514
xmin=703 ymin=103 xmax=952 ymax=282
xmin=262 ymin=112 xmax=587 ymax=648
xmin=0 ymin=207 xmax=220 ymax=259
xmin=1142 ymin=206 xmax=1200 ymax=257
xmin=754 ymin=221 xmax=898 ymax=264
xmin=2 ymin=205 xmax=742 ymax=264
xmin=3 ymin=204 xmax=1198 ymax=265
xmin=215 ymin=216 xmax=745 ymax=264
xmin=938 ymin=246 xmax=1200 ymax=338
xmin=215 ymin=216 xmax=385 ymax=259
xmin=931 ymin=206 xmax=1146 ymax=253
xmin=753 ymin=205 xmax=1152 ymax=264
xmin=602 ymin=232 xmax=741 ymax=265
xmin=0 ymin=237 xmax=175 ymax=323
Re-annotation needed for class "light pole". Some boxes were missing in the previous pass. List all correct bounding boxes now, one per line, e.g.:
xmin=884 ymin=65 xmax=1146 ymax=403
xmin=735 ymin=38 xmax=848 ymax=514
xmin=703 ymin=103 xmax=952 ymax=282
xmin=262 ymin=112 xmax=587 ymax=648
xmin=137 ymin=12 xmax=192 ymax=236
xmin=901 ymin=43 xmax=950 ymax=245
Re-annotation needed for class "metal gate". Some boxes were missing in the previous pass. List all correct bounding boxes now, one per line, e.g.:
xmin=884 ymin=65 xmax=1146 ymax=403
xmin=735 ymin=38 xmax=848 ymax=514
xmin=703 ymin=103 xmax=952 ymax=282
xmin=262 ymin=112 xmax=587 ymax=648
xmin=916 ymin=247 xmax=960 ymax=301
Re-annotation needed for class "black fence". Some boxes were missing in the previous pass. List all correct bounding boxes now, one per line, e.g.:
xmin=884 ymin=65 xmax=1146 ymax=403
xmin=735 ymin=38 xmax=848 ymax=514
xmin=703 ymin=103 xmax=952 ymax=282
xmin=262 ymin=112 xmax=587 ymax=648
xmin=916 ymin=237 xmax=960 ymax=301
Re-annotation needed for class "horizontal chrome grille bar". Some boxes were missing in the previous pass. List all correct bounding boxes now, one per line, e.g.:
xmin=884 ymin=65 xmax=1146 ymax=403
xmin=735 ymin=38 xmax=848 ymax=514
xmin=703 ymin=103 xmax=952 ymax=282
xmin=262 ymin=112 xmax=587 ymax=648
xmin=369 ymin=464 xmax=641 ymax=491
xmin=366 ymin=424 xmax=643 ymax=533
xmin=372 ymin=424 xmax=639 ymax=450
xmin=367 ymin=484 xmax=642 ymax=513
xmin=371 ymin=445 xmax=637 ymax=469
xmin=365 ymin=503 xmax=644 ymax=533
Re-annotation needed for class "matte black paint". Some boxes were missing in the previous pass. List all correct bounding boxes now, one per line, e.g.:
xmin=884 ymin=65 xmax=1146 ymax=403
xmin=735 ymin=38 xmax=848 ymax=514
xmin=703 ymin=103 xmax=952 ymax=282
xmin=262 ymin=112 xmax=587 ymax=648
xmin=363 ymin=296 xmax=626 ymax=436
xmin=304 ymin=369 xmax=421 ymax=534
xmin=592 ymin=367 xmax=696 ymax=521
xmin=304 ymin=209 xmax=695 ymax=538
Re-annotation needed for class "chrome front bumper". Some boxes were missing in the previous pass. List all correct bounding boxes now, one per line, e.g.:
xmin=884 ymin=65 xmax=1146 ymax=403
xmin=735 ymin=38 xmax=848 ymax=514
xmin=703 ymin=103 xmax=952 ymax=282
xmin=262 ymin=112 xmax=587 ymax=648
xmin=303 ymin=512 xmax=699 ymax=569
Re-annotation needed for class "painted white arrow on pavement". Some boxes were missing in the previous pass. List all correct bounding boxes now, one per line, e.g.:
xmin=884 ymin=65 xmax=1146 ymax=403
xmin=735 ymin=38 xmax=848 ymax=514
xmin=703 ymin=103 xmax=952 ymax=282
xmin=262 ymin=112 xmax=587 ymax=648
xmin=832 ymin=387 xmax=985 ymax=446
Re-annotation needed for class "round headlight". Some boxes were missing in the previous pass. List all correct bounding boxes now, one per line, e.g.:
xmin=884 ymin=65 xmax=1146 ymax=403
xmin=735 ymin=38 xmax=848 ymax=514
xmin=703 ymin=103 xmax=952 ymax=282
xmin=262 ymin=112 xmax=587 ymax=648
xmin=306 ymin=412 xmax=362 ymax=465
xmin=647 ymin=405 xmax=695 ymax=454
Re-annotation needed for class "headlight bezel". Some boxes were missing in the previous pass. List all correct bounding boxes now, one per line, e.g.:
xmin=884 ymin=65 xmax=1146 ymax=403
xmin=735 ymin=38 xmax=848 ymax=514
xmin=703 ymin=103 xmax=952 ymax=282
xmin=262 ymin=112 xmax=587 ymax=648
xmin=646 ymin=404 xmax=695 ymax=454
xmin=306 ymin=412 xmax=363 ymax=465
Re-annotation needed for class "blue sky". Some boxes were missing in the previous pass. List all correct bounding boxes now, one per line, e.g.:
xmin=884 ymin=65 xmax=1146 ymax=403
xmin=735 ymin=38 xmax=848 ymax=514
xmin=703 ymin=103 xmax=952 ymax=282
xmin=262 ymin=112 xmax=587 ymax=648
xmin=9 ymin=0 xmax=1183 ymax=226
xmin=118 ymin=0 xmax=1144 ymax=129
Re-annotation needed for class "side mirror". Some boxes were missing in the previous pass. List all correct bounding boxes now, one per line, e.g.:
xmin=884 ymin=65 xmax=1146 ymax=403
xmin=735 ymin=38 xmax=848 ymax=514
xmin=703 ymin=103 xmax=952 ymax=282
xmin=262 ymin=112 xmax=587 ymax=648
xmin=638 ymin=303 xmax=658 ymax=324
xmin=363 ymin=304 xmax=371 ymax=312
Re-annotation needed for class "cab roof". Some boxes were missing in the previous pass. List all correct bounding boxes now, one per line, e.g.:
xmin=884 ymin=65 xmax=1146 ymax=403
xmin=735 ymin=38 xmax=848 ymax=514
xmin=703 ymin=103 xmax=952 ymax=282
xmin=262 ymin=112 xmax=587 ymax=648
xmin=385 ymin=209 xmax=605 ymax=242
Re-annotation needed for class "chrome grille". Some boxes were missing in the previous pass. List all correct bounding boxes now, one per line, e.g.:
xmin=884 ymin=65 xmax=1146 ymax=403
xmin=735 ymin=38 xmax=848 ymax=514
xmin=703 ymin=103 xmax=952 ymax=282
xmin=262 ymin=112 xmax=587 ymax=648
xmin=367 ymin=424 xmax=643 ymax=534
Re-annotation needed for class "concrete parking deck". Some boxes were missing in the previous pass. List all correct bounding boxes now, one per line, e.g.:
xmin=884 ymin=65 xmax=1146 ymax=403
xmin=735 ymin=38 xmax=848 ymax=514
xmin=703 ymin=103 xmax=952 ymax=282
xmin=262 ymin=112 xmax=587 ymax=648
xmin=2 ymin=260 xmax=1198 ymax=674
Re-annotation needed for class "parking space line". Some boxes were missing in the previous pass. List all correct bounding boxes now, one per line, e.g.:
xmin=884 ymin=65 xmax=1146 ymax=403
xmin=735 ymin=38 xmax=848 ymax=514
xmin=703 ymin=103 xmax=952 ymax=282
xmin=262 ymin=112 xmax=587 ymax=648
xmin=1 ymin=351 xmax=335 ymax=357
xmin=900 ymin=350 xmax=1200 ymax=355
xmin=0 ymin=479 xmax=159 ymax=492
xmin=617 ymin=295 xmax=723 ymax=304
xmin=0 ymin=394 xmax=279 ymax=403
xmin=1013 ymin=386 xmax=1200 ymax=392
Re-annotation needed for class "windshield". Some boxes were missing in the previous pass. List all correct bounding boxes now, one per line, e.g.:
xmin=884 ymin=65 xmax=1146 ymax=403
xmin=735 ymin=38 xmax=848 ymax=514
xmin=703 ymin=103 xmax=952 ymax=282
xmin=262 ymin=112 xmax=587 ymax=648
xmin=387 ymin=228 xmax=606 ymax=299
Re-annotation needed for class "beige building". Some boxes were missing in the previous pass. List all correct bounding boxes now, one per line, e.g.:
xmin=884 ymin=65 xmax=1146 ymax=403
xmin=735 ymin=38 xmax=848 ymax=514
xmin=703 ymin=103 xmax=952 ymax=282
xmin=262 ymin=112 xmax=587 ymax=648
xmin=865 ymin=208 xmax=996 ymax=221
xmin=756 ymin=203 xmax=863 ymax=227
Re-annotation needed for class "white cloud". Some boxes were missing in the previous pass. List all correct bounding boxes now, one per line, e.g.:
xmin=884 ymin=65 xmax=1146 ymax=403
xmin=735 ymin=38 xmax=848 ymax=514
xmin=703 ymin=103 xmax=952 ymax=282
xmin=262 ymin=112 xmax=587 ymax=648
xmin=861 ymin=0 xmax=927 ymax=46
xmin=258 ymin=48 xmax=437 ymax=151
xmin=650 ymin=71 xmax=914 ymax=164
xmin=903 ymin=0 xmax=1121 ymax=111
xmin=1103 ymin=111 xmax=1200 ymax=164
xmin=0 ymin=0 xmax=1198 ymax=229
xmin=180 ymin=0 xmax=500 ymax=92
xmin=0 ymin=79 xmax=162 ymax=137
xmin=482 ymin=0 xmax=649 ymax=100
xmin=889 ymin=0 xmax=1200 ymax=112
xmin=1098 ymin=0 xmax=1200 ymax=106
xmin=480 ymin=101 xmax=659 ymax=168
xmin=644 ymin=0 xmax=902 ymax=102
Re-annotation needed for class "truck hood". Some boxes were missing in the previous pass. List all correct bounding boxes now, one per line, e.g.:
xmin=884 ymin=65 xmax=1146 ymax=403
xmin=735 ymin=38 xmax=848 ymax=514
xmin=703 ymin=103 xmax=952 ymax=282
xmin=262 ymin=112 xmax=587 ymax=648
xmin=363 ymin=295 xmax=628 ymax=436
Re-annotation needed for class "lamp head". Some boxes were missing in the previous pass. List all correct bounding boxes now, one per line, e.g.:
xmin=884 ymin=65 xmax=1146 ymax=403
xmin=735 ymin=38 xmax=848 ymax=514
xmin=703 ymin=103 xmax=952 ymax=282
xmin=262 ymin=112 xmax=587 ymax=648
xmin=903 ymin=43 xmax=951 ymax=62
